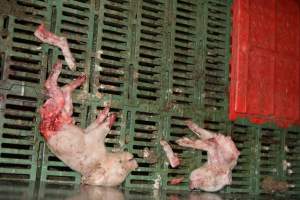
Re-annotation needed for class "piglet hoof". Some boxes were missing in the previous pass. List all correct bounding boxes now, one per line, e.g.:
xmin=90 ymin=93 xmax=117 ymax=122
xmin=176 ymin=137 xmax=193 ymax=146
xmin=108 ymin=113 xmax=116 ymax=129
xmin=77 ymin=75 xmax=87 ymax=83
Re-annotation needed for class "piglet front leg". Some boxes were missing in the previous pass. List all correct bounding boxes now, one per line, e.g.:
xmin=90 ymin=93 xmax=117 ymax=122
xmin=83 ymin=106 xmax=116 ymax=155
xmin=85 ymin=107 xmax=116 ymax=134
xmin=160 ymin=140 xmax=180 ymax=168
xmin=186 ymin=120 xmax=215 ymax=139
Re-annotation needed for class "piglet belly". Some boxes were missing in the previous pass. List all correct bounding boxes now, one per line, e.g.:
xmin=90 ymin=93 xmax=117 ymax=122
xmin=46 ymin=124 xmax=87 ymax=172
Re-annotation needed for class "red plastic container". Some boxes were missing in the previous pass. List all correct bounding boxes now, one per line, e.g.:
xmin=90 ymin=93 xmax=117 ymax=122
xmin=230 ymin=0 xmax=300 ymax=128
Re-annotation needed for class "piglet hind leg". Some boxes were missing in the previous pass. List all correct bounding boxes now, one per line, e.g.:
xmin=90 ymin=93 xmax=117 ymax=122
xmin=39 ymin=60 xmax=77 ymax=139
xmin=176 ymin=137 xmax=213 ymax=152
xmin=186 ymin=120 xmax=215 ymax=139
xmin=39 ymin=61 xmax=64 ymax=123
xmin=44 ymin=61 xmax=64 ymax=102
xmin=40 ymin=70 xmax=88 ymax=171
xmin=34 ymin=24 xmax=76 ymax=71
xmin=61 ymin=75 xmax=87 ymax=118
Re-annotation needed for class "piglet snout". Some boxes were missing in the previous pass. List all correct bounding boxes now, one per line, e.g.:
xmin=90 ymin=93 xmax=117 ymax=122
xmin=123 ymin=152 xmax=138 ymax=170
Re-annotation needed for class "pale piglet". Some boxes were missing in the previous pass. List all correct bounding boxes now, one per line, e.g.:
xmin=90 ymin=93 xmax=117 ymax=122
xmin=177 ymin=121 xmax=240 ymax=192
xmin=39 ymin=61 xmax=137 ymax=186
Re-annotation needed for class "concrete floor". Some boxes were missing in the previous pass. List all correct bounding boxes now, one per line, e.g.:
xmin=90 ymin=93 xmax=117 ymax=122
xmin=0 ymin=180 xmax=296 ymax=200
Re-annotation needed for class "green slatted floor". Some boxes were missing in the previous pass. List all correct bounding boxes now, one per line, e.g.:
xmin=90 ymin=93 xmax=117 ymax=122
xmin=0 ymin=0 xmax=299 ymax=197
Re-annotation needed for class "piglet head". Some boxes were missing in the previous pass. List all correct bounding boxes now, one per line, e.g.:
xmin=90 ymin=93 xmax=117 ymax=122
xmin=98 ymin=151 xmax=137 ymax=186
xmin=189 ymin=167 xmax=232 ymax=192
